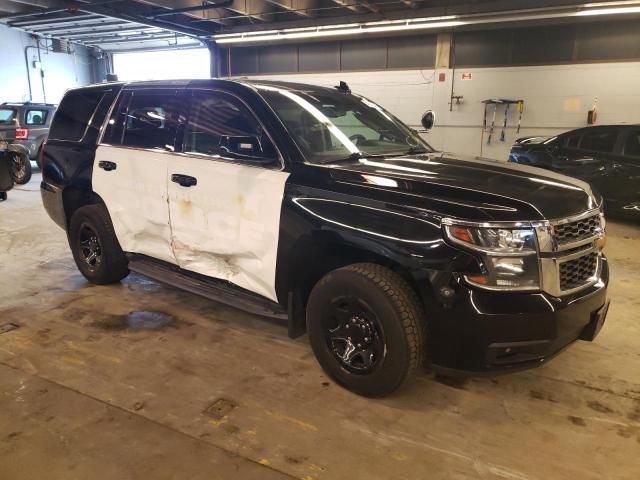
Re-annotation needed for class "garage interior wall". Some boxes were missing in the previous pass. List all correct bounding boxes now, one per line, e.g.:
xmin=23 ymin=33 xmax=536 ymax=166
xmin=0 ymin=24 xmax=94 ymax=104
xmin=220 ymin=20 xmax=640 ymax=161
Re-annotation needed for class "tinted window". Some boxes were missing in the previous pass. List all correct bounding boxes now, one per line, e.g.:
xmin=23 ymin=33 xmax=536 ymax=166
xmin=580 ymin=129 xmax=617 ymax=153
xmin=49 ymin=90 xmax=105 ymax=141
xmin=104 ymin=90 xmax=183 ymax=150
xmin=184 ymin=90 xmax=276 ymax=161
xmin=624 ymin=130 xmax=640 ymax=158
xmin=566 ymin=133 xmax=582 ymax=149
xmin=25 ymin=109 xmax=48 ymax=125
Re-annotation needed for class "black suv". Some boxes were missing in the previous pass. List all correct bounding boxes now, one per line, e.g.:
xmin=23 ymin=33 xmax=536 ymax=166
xmin=0 ymin=102 xmax=56 ymax=184
xmin=509 ymin=125 xmax=640 ymax=219
xmin=41 ymin=80 xmax=609 ymax=397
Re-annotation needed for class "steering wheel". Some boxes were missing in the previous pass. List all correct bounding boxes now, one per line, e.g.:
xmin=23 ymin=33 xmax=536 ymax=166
xmin=349 ymin=134 xmax=366 ymax=145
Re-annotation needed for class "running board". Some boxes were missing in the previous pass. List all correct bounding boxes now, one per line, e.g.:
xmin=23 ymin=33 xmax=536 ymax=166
xmin=128 ymin=256 xmax=288 ymax=321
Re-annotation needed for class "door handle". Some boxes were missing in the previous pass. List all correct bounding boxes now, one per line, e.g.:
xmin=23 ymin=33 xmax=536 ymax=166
xmin=98 ymin=160 xmax=117 ymax=171
xmin=171 ymin=174 xmax=197 ymax=187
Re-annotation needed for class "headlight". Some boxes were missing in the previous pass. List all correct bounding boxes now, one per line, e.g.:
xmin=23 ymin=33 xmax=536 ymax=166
xmin=443 ymin=224 xmax=539 ymax=290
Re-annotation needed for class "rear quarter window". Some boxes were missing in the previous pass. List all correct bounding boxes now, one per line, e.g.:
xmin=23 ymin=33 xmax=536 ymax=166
xmin=48 ymin=90 xmax=106 ymax=142
xmin=0 ymin=108 xmax=16 ymax=125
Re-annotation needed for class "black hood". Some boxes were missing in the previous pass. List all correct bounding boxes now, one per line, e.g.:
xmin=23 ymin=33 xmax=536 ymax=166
xmin=327 ymin=152 xmax=600 ymax=222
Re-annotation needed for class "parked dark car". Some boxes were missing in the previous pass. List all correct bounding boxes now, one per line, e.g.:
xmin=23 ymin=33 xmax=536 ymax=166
xmin=509 ymin=125 xmax=640 ymax=218
xmin=41 ymin=80 xmax=609 ymax=397
xmin=0 ymin=101 xmax=57 ymax=184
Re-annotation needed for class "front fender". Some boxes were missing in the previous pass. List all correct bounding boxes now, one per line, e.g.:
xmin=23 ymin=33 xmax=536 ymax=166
xmin=275 ymin=190 xmax=476 ymax=303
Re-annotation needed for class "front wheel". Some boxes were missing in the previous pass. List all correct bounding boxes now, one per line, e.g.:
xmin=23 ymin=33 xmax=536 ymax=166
xmin=11 ymin=152 xmax=32 ymax=185
xmin=306 ymin=263 xmax=426 ymax=397
xmin=69 ymin=204 xmax=130 ymax=284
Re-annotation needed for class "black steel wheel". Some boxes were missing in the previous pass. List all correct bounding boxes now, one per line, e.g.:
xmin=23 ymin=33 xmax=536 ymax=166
xmin=325 ymin=295 xmax=386 ymax=374
xmin=10 ymin=153 xmax=32 ymax=185
xmin=69 ymin=204 xmax=129 ymax=284
xmin=307 ymin=263 xmax=426 ymax=397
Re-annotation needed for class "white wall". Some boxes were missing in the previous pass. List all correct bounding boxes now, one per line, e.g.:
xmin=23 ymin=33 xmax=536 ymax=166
xmin=254 ymin=61 xmax=640 ymax=161
xmin=0 ymin=24 xmax=93 ymax=105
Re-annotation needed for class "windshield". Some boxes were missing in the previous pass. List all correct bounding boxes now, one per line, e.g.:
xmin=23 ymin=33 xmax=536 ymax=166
xmin=256 ymin=84 xmax=434 ymax=164
xmin=0 ymin=108 xmax=17 ymax=125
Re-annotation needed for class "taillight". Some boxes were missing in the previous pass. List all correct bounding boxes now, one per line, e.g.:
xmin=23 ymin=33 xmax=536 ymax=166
xmin=15 ymin=128 xmax=29 ymax=139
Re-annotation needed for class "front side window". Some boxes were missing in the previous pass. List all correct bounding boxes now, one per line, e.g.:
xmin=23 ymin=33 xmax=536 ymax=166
xmin=25 ymin=109 xmax=48 ymax=126
xmin=623 ymin=130 xmax=640 ymax=158
xmin=256 ymin=84 xmax=434 ymax=164
xmin=184 ymin=90 xmax=276 ymax=161
xmin=104 ymin=89 xmax=183 ymax=151
xmin=0 ymin=108 xmax=16 ymax=125
xmin=580 ymin=129 xmax=618 ymax=154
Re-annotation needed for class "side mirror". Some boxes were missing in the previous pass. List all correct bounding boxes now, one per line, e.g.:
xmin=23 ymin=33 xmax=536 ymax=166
xmin=220 ymin=135 xmax=278 ymax=165
xmin=421 ymin=110 xmax=435 ymax=131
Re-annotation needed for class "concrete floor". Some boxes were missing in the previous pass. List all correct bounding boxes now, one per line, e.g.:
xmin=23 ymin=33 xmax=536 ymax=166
xmin=1 ymin=172 xmax=639 ymax=480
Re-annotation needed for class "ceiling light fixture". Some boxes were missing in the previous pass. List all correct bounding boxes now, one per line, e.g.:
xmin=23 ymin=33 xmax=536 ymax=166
xmin=575 ymin=5 xmax=640 ymax=15
xmin=214 ymin=18 xmax=465 ymax=44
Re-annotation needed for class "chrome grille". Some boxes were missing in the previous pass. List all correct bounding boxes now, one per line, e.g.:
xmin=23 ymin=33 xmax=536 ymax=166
xmin=559 ymin=252 xmax=598 ymax=291
xmin=554 ymin=214 xmax=601 ymax=245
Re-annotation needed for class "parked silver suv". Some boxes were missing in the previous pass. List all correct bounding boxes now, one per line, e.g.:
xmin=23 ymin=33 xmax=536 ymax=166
xmin=0 ymin=102 xmax=57 ymax=184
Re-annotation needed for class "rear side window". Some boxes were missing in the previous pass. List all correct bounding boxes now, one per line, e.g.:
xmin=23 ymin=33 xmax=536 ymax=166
xmin=103 ymin=89 xmax=183 ymax=151
xmin=0 ymin=108 xmax=16 ymax=124
xmin=623 ymin=130 xmax=640 ymax=158
xmin=49 ymin=90 xmax=105 ymax=142
xmin=25 ymin=109 xmax=48 ymax=126
xmin=580 ymin=129 xmax=618 ymax=153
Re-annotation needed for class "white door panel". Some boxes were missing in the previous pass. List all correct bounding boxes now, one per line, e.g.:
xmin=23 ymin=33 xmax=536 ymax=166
xmin=93 ymin=145 xmax=176 ymax=264
xmin=168 ymin=155 xmax=289 ymax=302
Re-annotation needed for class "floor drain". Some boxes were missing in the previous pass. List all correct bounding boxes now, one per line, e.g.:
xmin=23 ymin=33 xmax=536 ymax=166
xmin=204 ymin=398 xmax=237 ymax=420
xmin=0 ymin=323 xmax=19 ymax=335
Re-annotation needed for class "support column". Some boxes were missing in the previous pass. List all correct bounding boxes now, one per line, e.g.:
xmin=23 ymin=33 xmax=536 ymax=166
xmin=204 ymin=39 xmax=219 ymax=78
xmin=435 ymin=32 xmax=452 ymax=69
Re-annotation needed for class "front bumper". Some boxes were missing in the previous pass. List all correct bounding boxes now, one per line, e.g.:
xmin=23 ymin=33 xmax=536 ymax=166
xmin=427 ymin=256 xmax=610 ymax=376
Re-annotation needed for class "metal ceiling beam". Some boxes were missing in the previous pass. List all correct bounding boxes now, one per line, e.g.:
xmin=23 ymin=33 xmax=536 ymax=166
xmin=27 ymin=19 xmax=140 ymax=32
xmin=61 ymin=25 xmax=156 ymax=37
xmin=8 ymin=13 xmax=101 ymax=26
xmin=84 ymin=33 xmax=184 ymax=44
xmin=134 ymin=0 xmax=231 ymax=27
xmin=224 ymin=0 xmax=275 ymax=22
xmin=263 ymin=0 xmax=318 ymax=17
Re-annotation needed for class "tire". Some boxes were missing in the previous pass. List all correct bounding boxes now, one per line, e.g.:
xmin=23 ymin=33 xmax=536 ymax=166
xmin=306 ymin=263 xmax=426 ymax=397
xmin=0 ymin=192 xmax=6 ymax=201
xmin=11 ymin=153 xmax=32 ymax=185
xmin=69 ymin=204 xmax=129 ymax=285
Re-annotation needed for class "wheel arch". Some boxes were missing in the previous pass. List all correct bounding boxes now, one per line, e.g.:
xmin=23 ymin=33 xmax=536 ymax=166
xmin=62 ymin=187 xmax=107 ymax=229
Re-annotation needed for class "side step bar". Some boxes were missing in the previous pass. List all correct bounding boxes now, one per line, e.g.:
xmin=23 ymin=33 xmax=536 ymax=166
xmin=128 ymin=256 xmax=288 ymax=321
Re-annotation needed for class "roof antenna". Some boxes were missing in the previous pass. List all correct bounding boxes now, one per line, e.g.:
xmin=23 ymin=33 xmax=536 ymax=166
xmin=334 ymin=81 xmax=351 ymax=93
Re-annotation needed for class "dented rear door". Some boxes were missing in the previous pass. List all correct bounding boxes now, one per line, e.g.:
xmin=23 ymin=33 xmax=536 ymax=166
xmin=94 ymin=88 xmax=185 ymax=265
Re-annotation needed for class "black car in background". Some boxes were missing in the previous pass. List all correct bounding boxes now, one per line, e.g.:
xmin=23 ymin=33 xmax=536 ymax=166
xmin=509 ymin=125 xmax=640 ymax=218
xmin=0 ymin=102 xmax=57 ymax=184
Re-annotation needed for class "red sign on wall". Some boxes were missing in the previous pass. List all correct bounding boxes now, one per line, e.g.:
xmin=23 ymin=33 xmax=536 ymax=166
xmin=438 ymin=72 xmax=446 ymax=82
xmin=461 ymin=72 xmax=473 ymax=81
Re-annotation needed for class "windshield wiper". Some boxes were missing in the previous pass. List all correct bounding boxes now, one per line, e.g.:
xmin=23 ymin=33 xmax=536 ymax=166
xmin=322 ymin=151 xmax=393 ymax=164
xmin=403 ymin=146 xmax=429 ymax=155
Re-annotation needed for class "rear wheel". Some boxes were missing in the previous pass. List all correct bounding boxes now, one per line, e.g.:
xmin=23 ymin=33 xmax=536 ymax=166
xmin=69 ymin=204 xmax=129 ymax=284
xmin=306 ymin=263 xmax=426 ymax=397
xmin=10 ymin=152 xmax=32 ymax=185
